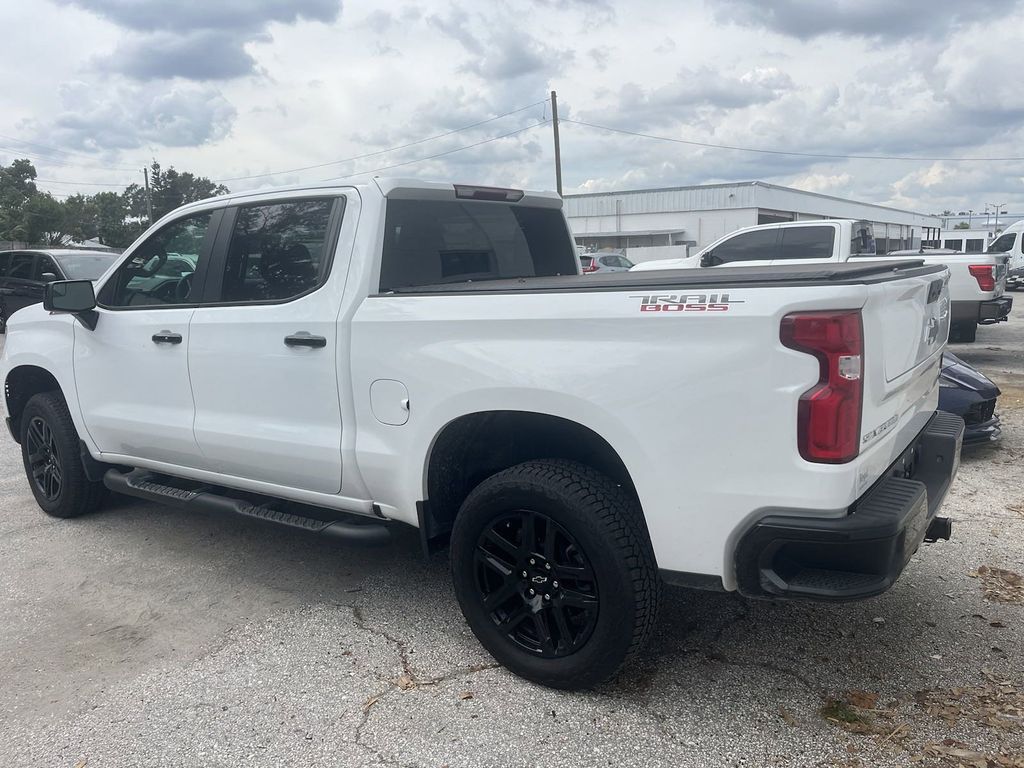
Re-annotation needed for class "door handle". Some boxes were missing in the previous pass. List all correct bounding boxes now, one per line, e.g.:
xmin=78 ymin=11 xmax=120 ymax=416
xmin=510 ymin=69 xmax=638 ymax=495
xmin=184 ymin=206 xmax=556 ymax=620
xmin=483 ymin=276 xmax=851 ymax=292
xmin=152 ymin=331 xmax=183 ymax=345
xmin=284 ymin=333 xmax=327 ymax=349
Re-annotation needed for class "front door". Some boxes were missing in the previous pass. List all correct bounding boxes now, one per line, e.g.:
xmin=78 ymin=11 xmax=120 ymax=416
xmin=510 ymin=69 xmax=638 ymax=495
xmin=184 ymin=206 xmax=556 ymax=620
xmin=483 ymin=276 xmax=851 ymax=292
xmin=73 ymin=209 xmax=220 ymax=465
xmin=188 ymin=194 xmax=348 ymax=494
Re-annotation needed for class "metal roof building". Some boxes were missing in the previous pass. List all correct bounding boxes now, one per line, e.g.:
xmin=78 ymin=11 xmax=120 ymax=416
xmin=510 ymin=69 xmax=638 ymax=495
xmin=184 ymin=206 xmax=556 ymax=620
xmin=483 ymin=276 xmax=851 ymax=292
xmin=564 ymin=181 xmax=942 ymax=261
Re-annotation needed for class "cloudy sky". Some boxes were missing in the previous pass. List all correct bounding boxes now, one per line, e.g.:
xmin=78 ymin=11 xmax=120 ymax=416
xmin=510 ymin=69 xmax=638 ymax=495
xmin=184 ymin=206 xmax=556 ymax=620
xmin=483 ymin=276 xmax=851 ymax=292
xmin=1 ymin=0 xmax=1022 ymax=214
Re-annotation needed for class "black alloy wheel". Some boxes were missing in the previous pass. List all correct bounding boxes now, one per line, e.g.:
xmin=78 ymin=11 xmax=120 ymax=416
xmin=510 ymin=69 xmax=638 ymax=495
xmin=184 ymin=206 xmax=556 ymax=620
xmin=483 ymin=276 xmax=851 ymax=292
xmin=475 ymin=509 xmax=599 ymax=658
xmin=19 ymin=391 xmax=106 ymax=518
xmin=450 ymin=459 xmax=660 ymax=689
xmin=26 ymin=416 xmax=63 ymax=501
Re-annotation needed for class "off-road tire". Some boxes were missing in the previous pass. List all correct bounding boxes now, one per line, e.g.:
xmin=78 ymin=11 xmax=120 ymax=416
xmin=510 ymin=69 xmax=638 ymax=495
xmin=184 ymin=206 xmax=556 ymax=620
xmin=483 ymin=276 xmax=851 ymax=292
xmin=450 ymin=459 xmax=660 ymax=689
xmin=20 ymin=391 xmax=106 ymax=518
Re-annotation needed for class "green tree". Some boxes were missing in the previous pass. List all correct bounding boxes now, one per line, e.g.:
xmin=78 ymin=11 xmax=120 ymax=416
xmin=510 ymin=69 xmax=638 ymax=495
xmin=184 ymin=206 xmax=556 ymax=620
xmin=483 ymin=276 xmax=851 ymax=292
xmin=61 ymin=193 xmax=100 ymax=243
xmin=21 ymin=194 xmax=68 ymax=245
xmin=0 ymin=159 xmax=40 ymax=241
xmin=953 ymin=222 xmax=971 ymax=230
xmin=90 ymin=191 xmax=139 ymax=248
xmin=125 ymin=161 xmax=229 ymax=224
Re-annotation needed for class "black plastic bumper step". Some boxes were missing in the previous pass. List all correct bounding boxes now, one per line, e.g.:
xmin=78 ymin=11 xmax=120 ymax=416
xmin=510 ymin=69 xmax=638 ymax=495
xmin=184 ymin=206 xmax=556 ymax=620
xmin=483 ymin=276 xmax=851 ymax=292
xmin=104 ymin=469 xmax=390 ymax=546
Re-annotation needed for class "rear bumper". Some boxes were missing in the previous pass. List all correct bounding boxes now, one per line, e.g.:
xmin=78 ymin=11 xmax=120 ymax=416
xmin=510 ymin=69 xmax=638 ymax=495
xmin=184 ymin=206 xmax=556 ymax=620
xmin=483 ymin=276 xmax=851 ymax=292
xmin=978 ymin=295 xmax=1013 ymax=324
xmin=735 ymin=410 xmax=964 ymax=601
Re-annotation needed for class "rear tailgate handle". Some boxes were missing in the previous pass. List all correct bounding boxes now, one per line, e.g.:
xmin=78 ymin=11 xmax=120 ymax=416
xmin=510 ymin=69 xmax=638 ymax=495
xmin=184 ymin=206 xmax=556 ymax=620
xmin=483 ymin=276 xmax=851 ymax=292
xmin=152 ymin=331 xmax=183 ymax=345
xmin=285 ymin=333 xmax=327 ymax=349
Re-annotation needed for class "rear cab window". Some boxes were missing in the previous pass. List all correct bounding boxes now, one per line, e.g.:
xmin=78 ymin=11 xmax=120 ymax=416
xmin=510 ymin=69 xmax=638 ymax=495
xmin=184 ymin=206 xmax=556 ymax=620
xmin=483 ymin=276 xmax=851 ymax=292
xmin=378 ymin=199 xmax=577 ymax=292
xmin=779 ymin=226 xmax=836 ymax=260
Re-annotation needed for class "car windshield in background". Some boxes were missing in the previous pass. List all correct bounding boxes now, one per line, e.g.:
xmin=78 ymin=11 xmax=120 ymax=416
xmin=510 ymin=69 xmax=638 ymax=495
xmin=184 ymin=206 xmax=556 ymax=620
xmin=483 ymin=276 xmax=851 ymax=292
xmin=378 ymin=200 xmax=577 ymax=291
xmin=988 ymin=233 xmax=1015 ymax=253
xmin=53 ymin=253 xmax=117 ymax=280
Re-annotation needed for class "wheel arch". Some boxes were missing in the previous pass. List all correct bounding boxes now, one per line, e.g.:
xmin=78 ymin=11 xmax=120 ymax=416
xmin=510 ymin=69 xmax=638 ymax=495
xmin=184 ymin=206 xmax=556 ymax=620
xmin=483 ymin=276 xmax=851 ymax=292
xmin=4 ymin=365 xmax=64 ymax=443
xmin=420 ymin=410 xmax=641 ymax=555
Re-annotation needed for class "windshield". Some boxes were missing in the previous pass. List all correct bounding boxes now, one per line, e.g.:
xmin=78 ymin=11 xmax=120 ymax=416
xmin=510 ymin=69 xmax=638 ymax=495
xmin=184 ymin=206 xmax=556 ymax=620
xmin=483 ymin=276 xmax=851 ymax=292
xmin=54 ymin=253 xmax=118 ymax=280
xmin=988 ymin=233 xmax=1016 ymax=253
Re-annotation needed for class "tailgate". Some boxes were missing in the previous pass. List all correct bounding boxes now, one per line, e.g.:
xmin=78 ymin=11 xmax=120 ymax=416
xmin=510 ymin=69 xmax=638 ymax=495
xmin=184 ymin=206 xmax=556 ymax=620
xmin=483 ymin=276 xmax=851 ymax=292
xmin=858 ymin=267 xmax=949 ymax=460
xmin=873 ymin=270 xmax=949 ymax=382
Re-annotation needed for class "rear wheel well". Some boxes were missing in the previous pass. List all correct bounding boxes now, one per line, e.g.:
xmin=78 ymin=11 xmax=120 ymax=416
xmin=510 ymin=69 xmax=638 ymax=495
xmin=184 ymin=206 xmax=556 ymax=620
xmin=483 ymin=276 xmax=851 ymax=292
xmin=422 ymin=411 xmax=639 ymax=553
xmin=4 ymin=366 xmax=62 ymax=443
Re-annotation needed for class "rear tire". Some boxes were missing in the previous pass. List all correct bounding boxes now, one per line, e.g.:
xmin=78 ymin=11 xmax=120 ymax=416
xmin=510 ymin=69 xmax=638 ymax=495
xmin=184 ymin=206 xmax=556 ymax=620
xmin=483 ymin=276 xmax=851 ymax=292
xmin=20 ymin=392 xmax=106 ymax=518
xmin=450 ymin=459 xmax=660 ymax=689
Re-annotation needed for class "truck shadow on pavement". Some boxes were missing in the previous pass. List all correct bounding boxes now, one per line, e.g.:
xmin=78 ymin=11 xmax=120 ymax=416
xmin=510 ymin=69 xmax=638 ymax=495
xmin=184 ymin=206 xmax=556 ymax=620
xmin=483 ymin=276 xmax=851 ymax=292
xmin=83 ymin=491 xmax=992 ymax=704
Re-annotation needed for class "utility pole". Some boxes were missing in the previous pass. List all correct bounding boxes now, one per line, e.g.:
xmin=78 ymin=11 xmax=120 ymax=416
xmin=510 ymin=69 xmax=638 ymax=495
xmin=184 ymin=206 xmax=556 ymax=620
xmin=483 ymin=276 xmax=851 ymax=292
xmin=550 ymin=90 xmax=563 ymax=197
xmin=143 ymin=166 xmax=153 ymax=226
xmin=987 ymin=202 xmax=1006 ymax=233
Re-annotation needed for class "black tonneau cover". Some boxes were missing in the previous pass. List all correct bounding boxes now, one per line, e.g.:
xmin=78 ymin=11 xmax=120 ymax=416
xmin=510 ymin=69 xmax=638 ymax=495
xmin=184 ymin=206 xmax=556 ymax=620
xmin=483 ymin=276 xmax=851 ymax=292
xmin=386 ymin=260 xmax=944 ymax=295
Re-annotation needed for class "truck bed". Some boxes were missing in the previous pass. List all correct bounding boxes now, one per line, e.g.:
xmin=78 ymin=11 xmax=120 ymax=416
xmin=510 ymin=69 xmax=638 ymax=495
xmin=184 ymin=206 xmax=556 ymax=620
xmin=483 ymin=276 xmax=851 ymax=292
xmin=388 ymin=259 xmax=943 ymax=294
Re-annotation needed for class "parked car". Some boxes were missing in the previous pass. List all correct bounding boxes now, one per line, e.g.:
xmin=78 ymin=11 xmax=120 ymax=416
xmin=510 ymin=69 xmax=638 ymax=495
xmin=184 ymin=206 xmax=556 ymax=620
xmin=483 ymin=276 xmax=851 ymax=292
xmin=631 ymin=220 xmax=1013 ymax=343
xmin=938 ymin=352 xmax=1001 ymax=445
xmin=0 ymin=249 xmax=118 ymax=332
xmin=580 ymin=250 xmax=634 ymax=273
xmin=1 ymin=178 xmax=963 ymax=689
xmin=988 ymin=221 xmax=1024 ymax=291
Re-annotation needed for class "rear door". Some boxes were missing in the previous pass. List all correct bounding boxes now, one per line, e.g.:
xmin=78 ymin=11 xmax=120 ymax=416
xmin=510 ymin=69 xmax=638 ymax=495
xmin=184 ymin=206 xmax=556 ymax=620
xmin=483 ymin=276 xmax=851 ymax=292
xmin=188 ymin=192 xmax=350 ymax=494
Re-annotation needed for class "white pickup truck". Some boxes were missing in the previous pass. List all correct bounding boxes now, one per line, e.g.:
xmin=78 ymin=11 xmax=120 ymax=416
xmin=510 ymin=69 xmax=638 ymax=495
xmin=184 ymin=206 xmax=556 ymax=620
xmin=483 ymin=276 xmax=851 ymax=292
xmin=633 ymin=219 xmax=1013 ymax=342
xmin=1 ymin=179 xmax=963 ymax=689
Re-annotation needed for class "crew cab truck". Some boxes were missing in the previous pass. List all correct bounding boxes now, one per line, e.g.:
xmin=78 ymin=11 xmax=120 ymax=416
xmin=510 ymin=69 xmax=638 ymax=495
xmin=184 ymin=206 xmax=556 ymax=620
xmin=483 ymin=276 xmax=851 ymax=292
xmin=0 ymin=179 xmax=963 ymax=689
xmin=632 ymin=219 xmax=1013 ymax=342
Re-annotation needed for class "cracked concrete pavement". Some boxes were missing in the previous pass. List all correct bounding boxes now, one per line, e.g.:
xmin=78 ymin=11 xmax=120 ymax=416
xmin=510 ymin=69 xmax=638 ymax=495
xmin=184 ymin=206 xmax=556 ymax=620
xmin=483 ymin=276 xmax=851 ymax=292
xmin=1 ymin=318 xmax=1022 ymax=768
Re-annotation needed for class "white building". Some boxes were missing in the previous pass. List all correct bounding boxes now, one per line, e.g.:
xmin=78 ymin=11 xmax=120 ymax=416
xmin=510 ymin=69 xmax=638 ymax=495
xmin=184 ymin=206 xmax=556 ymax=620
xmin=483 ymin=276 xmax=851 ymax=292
xmin=564 ymin=181 xmax=943 ymax=263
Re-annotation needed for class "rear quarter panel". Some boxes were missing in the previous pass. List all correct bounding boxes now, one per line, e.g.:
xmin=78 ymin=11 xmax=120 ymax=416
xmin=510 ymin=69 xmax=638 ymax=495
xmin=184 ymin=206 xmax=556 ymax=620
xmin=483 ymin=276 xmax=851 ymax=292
xmin=350 ymin=280 xmax=925 ymax=586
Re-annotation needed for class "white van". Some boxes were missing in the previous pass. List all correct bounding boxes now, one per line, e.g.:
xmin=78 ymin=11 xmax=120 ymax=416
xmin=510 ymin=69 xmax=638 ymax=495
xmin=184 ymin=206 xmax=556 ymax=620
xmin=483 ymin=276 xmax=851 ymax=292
xmin=989 ymin=221 xmax=1024 ymax=290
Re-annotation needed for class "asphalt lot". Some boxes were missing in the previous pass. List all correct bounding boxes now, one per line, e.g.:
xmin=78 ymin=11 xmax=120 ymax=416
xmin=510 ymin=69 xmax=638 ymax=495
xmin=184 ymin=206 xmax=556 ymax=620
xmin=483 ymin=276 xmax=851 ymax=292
xmin=1 ymin=317 xmax=1022 ymax=768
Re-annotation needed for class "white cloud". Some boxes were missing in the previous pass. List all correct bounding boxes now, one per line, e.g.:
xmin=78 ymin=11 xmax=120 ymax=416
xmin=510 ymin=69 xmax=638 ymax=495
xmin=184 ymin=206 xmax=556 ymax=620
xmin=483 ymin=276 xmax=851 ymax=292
xmin=0 ymin=0 xmax=1021 ymax=214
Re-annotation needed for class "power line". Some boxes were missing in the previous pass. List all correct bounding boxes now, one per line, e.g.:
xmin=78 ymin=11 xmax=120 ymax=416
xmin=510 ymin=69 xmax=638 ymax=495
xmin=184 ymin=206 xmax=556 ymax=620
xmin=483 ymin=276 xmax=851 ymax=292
xmin=215 ymin=100 xmax=549 ymax=183
xmin=0 ymin=134 xmax=140 ymax=171
xmin=563 ymin=118 xmax=1024 ymax=163
xmin=35 ymin=177 xmax=132 ymax=187
xmin=323 ymin=120 xmax=550 ymax=181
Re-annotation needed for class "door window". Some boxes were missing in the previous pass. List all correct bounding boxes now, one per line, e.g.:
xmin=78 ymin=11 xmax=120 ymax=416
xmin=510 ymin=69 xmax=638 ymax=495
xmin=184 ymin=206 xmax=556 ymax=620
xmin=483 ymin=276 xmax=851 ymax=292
xmin=0 ymin=252 xmax=12 ymax=276
xmin=709 ymin=229 xmax=778 ymax=264
xmin=216 ymin=198 xmax=337 ymax=303
xmin=8 ymin=253 xmax=35 ymax=281
xmin=100 ymin=212 xmax=214 ymax=308
xmin=779 ymin=226 xmax=836 ymax=259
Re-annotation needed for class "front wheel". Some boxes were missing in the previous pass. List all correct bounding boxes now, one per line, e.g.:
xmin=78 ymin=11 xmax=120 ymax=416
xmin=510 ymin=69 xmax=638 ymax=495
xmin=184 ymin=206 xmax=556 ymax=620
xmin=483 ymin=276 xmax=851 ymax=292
xmin=450 ymin=459 xmax=660 ymax=689
xmin=20 ymin=392 xmax=106 ymax=518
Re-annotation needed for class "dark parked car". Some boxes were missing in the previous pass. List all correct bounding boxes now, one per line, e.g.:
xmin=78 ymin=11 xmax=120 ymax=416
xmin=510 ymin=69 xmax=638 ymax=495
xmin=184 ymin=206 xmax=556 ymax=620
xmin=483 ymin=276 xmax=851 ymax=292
xmin=0 ymin=249 xmax=118 ymax=332
xmin=939 ymin=352 xmax=1001 ymax=445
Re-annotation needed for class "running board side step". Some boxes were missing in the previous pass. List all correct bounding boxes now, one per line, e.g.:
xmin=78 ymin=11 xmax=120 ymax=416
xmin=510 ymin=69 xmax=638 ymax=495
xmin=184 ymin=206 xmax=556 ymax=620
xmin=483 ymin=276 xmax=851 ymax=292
xmin=103 ymin=469 xmax=390 ymax=546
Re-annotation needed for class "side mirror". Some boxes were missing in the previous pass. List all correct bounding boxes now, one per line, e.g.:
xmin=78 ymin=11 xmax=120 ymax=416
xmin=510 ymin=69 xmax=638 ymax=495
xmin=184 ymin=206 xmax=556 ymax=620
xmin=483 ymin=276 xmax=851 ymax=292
xmin=41 ymin=272 xmax=58 ymax=282
xmin=700 ymin=251 xmax=715 ymax=267
xmin=43 ymin=280 xmax=98 ymax=330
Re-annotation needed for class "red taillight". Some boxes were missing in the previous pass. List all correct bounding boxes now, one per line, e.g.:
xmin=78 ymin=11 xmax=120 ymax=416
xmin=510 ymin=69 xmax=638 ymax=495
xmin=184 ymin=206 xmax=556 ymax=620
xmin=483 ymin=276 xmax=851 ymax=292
xmin=581 ymin=261 xmax=598 ymax=273
xmin=968 ymin=264 xmax=995 ymax=292
xmin=780 ymin=310 xmax=864 ymax=464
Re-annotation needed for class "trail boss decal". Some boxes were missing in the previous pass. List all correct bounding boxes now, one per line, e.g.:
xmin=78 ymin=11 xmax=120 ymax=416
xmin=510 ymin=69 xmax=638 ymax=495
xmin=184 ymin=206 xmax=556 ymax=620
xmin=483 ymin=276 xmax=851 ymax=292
xmin=630 ymin=293 xmax=744 ymax=313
